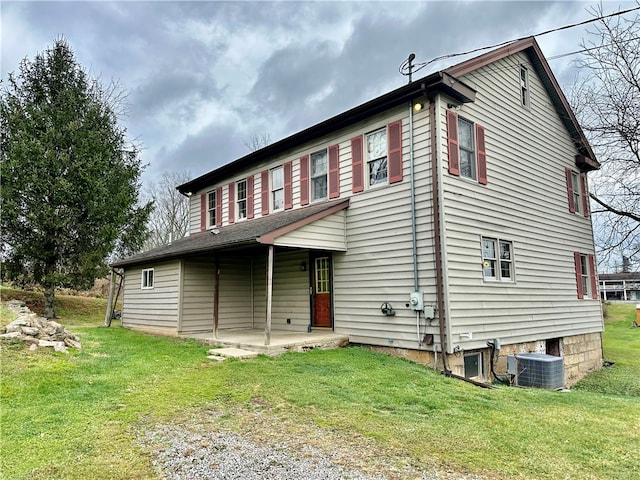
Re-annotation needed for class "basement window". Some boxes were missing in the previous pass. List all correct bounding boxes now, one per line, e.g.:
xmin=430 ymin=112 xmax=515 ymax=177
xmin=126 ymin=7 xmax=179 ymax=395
xmin=464 ymin=352 xmax=483 ymax=379
xmin=141 ymin=268 xmax=154 ymax=289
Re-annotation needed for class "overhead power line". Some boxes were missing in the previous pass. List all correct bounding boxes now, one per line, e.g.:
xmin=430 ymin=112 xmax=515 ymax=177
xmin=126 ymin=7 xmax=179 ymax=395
xmin=400 ymin=5 xmax=640 ymax=76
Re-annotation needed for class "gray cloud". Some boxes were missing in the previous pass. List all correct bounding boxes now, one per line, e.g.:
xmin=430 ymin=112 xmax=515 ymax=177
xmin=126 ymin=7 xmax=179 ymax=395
xmin=3 ymin=0 xmax=633 ymax=188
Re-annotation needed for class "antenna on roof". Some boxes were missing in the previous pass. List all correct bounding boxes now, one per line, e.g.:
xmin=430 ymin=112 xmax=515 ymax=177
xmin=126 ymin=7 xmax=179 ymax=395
xmin=407 ymin=53 xmax=416 ymax=83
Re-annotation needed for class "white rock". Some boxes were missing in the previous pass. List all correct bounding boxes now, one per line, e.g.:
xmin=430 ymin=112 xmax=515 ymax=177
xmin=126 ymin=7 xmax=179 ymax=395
xmin=20 ymin=326 xmax=40 ymax=336
xmin=0 ymin=331 xmax=22 ymax=339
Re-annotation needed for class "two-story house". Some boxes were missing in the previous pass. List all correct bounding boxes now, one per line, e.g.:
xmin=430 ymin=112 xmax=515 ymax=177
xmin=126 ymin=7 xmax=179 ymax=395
xmin=112 ymin=37 xmax=603 ymax=386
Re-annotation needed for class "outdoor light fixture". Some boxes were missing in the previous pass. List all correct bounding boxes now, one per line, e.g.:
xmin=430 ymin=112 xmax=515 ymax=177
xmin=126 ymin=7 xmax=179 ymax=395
xmin=300 ymin=262 xmax=307 ymax=272
xmin=413 ymin=102 xmax=425 ymax=112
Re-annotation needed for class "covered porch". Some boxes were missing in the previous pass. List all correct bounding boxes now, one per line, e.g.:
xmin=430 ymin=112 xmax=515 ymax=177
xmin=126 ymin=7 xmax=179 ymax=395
xmin=112 ymin=199 xmax=349 ymax=345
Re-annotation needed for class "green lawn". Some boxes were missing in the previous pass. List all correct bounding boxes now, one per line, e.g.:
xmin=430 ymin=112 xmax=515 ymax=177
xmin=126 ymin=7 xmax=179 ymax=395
xmin=1 ymin=288 xmax=639 ymax=479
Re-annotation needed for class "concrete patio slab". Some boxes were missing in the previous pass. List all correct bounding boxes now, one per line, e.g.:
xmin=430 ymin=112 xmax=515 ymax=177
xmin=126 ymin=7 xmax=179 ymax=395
xmin=185 ymin=329 xmax=350 ymax=355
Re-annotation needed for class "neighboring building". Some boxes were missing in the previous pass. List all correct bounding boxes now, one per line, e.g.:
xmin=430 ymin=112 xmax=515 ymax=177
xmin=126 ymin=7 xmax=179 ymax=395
xmin=112 ymin=37 xmax=604 ymax=387
xmin=599 ymin=272 xmax=640 ymax=301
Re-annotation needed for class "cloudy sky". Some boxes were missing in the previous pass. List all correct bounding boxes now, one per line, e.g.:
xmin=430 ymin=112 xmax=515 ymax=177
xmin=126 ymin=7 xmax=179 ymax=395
xmin=1 ymin=1 xmax=637 ymax=188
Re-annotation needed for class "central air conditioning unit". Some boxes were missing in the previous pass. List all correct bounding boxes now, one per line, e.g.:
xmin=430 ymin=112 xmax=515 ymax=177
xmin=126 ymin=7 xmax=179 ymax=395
xmin=507 ymin=353 xmax=564 ymax=390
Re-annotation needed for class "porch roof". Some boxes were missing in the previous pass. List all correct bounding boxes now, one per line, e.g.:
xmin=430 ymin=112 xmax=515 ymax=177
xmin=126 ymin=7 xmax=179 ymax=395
xmin=111 ymin=198 xmax=349 ymax=268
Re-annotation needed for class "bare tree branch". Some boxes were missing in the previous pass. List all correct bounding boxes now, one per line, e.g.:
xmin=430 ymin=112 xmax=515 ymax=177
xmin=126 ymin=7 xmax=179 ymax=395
xmin=590 ymin=193 xmax=640 ymax=223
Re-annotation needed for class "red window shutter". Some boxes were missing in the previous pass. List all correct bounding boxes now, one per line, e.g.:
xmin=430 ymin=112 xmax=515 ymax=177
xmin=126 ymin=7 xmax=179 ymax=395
xmin=215 ymin=187 xmax=222 ymax=227
xmin=261 ymin=170 xmax=269 ymax=216
xmin=284 ymin=161 xmax=293 ymax=210
xmin=580 ymin=174 xmax=590 ymax=217
xmin=589 ymin=254 xmax=598 ymax=299
xmin=388 ymin=120 xmax=403 ymax=184
xmin=574 ymin=252 xmax=583 ymax=299
xmin=247 ymin=175 xmax=255 ymax=219
xmin=351 ymin=135 xmax=364 ymax=193
xmin=476 ymin=124 xmax=488 ymax=185
xmin=328 ymin=144 xmax=340 ymax=198
xmin=566 ymin=168 xmax=576 ymax=213
xmin=227 ymin=182 xmax=235 ymax=224
xmin=200 ymin=192 xmax=207 ymax=231
xmin=446 ymin=110 xmax=460 ymax=176
xmin=300 ymin=155 xmax=309 ymax=206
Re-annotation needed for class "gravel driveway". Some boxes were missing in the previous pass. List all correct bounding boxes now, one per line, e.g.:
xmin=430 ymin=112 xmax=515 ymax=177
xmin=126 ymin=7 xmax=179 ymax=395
xmin=141 ymin=407 xmax=484 ymax=480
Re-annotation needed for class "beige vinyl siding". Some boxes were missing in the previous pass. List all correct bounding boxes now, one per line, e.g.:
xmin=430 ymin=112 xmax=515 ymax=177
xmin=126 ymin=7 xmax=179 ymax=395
xmin=438 ymin=52 xmax=602 ymax=352
xmin=252 ymin=255 xmax=267 ymax=329
xmin=274 ymin=211 xmax=347 ymax=251
xmin=180 ymin=257 xmax=215 ymax=334
xmin=218 ymin=255 xmax=253 ymax=330
xmin=270 ymin=250 xmax=310 ymax=330
xmin=333 ymin=105 xmax=439 ymax=349
xmin=188 ymin=193 xmax=201 ymax=234
xmin=121 ymin=261 xmax=181 ymax=332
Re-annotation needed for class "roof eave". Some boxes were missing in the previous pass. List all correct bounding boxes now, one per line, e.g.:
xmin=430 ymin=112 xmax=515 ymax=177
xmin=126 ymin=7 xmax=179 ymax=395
xmin=177 ymin=73 xmax=476 ymax=195
xmin=446 ymin=37 xmax=599 ymax=170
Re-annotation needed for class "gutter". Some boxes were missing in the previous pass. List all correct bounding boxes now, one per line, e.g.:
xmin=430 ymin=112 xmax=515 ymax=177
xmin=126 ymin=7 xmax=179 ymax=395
xmin=178 ymin=73 xmax=476 ymax=196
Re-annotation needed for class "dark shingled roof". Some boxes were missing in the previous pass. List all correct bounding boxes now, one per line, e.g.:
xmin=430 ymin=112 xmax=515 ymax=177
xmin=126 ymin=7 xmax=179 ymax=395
xmin=111 ymin=199 xmax=349 ymax=268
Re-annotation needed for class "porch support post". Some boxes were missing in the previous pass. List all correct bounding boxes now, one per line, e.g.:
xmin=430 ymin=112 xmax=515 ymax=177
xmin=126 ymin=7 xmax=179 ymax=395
xmin=214 ymin=255 xmax=220 ymax=339
xmin=265 ymin=245 xmax=274 ymax=346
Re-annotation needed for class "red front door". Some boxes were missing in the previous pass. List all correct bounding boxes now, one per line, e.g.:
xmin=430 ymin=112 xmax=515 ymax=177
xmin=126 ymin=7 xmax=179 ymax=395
xmin=311 ymin=254 xmax=332 ymax=328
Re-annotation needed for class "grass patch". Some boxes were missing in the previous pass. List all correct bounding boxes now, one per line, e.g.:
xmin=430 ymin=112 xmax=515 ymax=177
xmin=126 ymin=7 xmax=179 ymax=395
xmin=574 ymin=303 xmax=640 ymax=397
xmin=1 ymin=286 xmax=107 ymax=326
xmin=1 ymin=290 xmax=639 ymax=479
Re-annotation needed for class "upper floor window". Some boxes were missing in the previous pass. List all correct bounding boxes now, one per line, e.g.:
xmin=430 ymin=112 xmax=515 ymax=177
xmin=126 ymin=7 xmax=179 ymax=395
xmin=482 ymin=237 xmax=514 ymax=282
xmin=310 ymin=149 xmax=328 ymax=201
xmin=446 ymin=110 xmax=487 ymax=185
xmin=141 ymin=268 xmax=154 ymax=289
xmin=207 ymin=190 xmax=216 ymax=227
xmin=458 ymin=117 xmax=476 ymax=181
xmin=237 ymin=179 xmax=247 ymax=219
xmin=571 ymin=172 xmax=581 ymax=214
xmin=367 ymin=128 xmax=387 ymax=186
xmin=574 ymin=252 xmax=597 ymax=299
xmin=520 ymin=65 xmax=530 ymax=108
xmin=271 ymin=166 xmax=284 ymax=211
xmin=565 ymin=168 xmax=590 ymax=217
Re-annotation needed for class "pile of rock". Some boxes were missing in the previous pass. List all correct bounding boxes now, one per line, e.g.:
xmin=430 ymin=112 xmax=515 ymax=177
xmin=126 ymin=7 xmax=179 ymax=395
xmin=0 ymin=300 xmax=81 ymax=353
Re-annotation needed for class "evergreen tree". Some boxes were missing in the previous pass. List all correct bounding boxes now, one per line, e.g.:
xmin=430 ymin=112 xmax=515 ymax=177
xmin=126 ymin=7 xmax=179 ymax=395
xmin=1 ymin=38 xmax=151 ymax=318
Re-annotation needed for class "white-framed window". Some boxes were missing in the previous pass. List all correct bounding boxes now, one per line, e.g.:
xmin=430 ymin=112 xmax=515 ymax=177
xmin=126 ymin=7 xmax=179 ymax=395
xmin=207 ymin=190 xmax=216 ymax=227
xmin=141 ymin=268 xmax=154 ymax=289
xmin=315 ymin=257 xmax=330 ymax=293
xmin=458 ymin=117 xmax=476 ymax=180
xmin=574 ymin=252 xmax=597 ymax=299
xmin=271 ymin=166 xmax=284 ymax=211
xmin=520 ymin=65 xmax=530 ymax=108
xmin=464 ymin=352 xmax=483 ymax=380
xmin=236 ymin=179 xmax=247 ymax=220
xmin=580 ymin=254 xmax=590 ymax=298
xmin=366 ymin=128 xmax=387 ymax=186
xmin=571 ymin=171 xmax=581 ymax=215
xmin=310 ymin=149 xmax=328 ymax=201
xmin=482 ymin=237 xmax=514 ymax=282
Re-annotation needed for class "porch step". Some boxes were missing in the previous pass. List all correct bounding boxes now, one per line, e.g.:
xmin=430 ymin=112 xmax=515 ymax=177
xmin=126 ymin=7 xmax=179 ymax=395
xmin=207 ymin=347 xmax=259 ymax=360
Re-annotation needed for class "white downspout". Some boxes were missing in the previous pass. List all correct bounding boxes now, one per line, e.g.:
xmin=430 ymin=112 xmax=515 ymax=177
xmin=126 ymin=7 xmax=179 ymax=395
xmin=409 ymin=100 xmax=421 ymax=344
